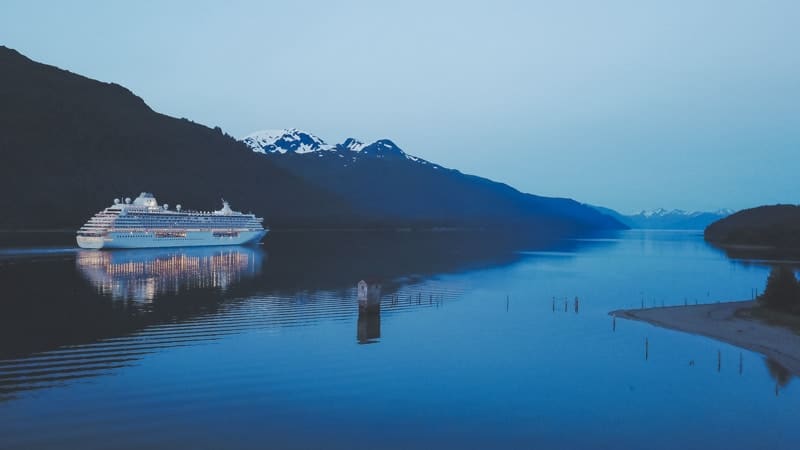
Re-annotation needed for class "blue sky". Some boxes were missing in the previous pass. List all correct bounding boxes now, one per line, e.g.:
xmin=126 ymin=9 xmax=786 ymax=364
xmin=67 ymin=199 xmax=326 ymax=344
xmin=1 ymin=0 xmax=797 ymax=213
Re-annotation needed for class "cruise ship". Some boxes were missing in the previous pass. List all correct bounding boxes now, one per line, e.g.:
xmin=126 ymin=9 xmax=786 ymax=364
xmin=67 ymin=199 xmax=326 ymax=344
xmin=77 ymin=193 xmax=267 ymax=249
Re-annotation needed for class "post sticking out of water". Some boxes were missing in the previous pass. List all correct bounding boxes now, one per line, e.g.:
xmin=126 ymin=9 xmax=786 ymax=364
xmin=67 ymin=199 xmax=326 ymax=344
xmin=574 ymin=297 xmax=579 ymax=314
xmin=357 ymin=280 xmax=381 ymax=315
xmin=552 ymin=297 xmax=555 ymax=312
xmin=564 ymin=300 xmax=568 ymax=312
xmin=717 ymin=350 xmax=721 ymax=372
xmin=645 ymin=337 xmax=649 ymax=360
xmin=612 ymin=316 xmax=616 ymax=332
xmin=739 ymin=352 xmax=743 ymax=375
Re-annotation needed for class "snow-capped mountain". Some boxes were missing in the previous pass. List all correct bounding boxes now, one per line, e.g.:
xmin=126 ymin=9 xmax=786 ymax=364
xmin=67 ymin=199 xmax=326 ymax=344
xmin=240 ymin=128 xmax=626 ymax=231
xmin=241 ymin=128 xmax=443 ymax=168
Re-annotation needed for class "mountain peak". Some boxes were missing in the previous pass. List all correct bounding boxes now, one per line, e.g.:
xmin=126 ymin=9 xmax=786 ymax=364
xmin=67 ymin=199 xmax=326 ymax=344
xmin=714 ymin=208 xmax=735 ymax=216
xmin=637 ymin=208 xmax=682 ymax=218
xmin=338 ymin=137 xmax=366 ymax=152
xmin=359 ymin=139 xmax=405 ymax=157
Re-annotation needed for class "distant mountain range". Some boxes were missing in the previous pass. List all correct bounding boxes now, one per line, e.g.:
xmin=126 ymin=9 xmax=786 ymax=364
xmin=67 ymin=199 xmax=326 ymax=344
xmin=0 ymin=45 xmax=623 ymax=233
xmin=592 ymin=206 xmax=733 ymax=230
xmin=241 ymin=128 xmax=625 ymax=232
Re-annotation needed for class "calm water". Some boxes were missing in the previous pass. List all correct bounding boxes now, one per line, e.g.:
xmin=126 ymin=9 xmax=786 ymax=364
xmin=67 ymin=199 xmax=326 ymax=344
xmin=0 ymin=230 xmax=797 ymax=449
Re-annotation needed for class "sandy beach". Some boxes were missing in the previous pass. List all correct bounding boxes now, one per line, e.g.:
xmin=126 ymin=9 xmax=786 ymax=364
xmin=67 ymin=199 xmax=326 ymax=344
xmin=611 ymin=301 xmax=800 ymax=376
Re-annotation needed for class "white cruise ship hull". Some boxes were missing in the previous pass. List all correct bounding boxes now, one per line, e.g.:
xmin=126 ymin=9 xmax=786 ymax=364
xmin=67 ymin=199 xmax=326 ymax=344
xmin=77 ymin=230 xmax=268 ymax=249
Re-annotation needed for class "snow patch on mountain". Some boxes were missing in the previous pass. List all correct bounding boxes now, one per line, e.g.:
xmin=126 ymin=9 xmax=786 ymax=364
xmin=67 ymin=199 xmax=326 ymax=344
xmin=338 ymin=137 xmax=366 ymax=153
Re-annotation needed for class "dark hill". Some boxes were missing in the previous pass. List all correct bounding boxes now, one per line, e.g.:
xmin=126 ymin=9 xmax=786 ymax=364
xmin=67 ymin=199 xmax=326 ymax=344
xmin=0 ymin=46 xmax=623 ymax=234
xmin=270 ymin=152 xmax=623 ymax=233
xmin=0 ymin=46 xmax=352 ymax=229
xmin=704 ymin=205 xmax=800 ymax=248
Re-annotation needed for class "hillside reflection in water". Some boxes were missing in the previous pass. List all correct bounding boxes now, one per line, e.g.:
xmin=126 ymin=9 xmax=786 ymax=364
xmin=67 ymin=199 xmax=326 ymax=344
xmin=1 ymin=230 xmax=799 ymax=450
xmin=0 ymin=231 xmax=580 ymax=397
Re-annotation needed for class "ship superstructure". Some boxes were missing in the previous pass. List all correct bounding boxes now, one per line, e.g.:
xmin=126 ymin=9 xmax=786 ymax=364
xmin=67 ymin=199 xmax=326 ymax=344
xmin=77 ymin=193 xmax=267 ymax=249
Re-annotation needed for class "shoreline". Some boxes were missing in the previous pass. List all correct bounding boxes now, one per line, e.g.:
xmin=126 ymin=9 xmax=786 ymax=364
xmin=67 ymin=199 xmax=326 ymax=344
xmin=611 ymin=301 xmax=800 ymax=376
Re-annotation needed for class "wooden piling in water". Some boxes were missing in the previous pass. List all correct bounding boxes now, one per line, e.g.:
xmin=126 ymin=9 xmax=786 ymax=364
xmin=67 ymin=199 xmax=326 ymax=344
xmin=645 ymin=337 xmax=649 ymax=360
xmin=739 ymin=352 xmax=743 ymax=375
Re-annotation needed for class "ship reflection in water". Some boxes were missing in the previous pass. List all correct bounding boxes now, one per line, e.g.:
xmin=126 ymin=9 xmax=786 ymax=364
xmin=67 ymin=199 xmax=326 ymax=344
xmin=76 ymin=246 xmax=264 ymax=302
